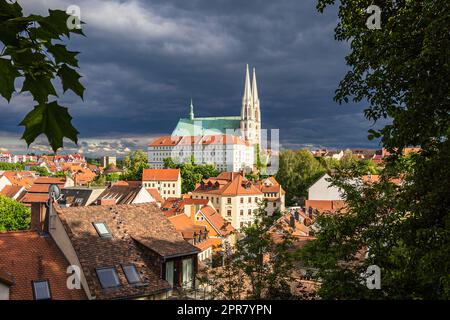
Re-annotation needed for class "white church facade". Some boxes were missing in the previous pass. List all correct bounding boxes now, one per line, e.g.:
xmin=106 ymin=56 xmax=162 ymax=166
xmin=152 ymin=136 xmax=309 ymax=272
xmin=148 ymin=65 xmax=262 ymax=172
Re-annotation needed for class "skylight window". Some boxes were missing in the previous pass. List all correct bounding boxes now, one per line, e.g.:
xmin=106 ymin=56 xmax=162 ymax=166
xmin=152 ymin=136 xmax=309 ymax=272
xmin=96 ymin=268 xmax=121 ymax=289
xmin=93 ymin=222 xmax=111 ymax=238
xmin=32 ymin=280 xmax=51 ymax=300
xmin=122 ymin=265 xmax=141 ymax=284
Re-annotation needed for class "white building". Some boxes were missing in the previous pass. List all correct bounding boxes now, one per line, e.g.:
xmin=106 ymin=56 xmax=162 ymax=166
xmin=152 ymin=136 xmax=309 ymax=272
xmin=142 ymin=168 xmax=182 ymax=199
xmin=148 ymin=135 xmax=254 ymax=173
xmin=307 ymin=174 xmax=344 ymax=201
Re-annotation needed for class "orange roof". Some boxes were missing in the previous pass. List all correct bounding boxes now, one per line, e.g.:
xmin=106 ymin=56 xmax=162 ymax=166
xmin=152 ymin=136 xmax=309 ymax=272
xmin=27 ymin=184 xmax=51 ymax=193
xmin=142 ymin=169 xmax=180 ymax=181
xmin=147 ymin=188 xmax=163 ymax=203
xmin=199 ymin=205 xmax=234 ymax=237
xmin=305 ymin=200 xmax=346 ymax=213
xmin=168 ymin=214 xmax=207 ymax=240
xmin=0 ymin=231 xmax=86 ymax=300
xmin=148 ymin=135 xmax=250 ymax=147
xmin=0 ymin=185 xmax=23 ymax=199
xmin=195 ymin=238 xmax=217 ymax=252
xmin=34 ymin=177 xmax=66 ymax=185
xmin=20 ymin=193 xmax=49 ymax=203
xmin=194 ymin=173 xmax=263 ymax=196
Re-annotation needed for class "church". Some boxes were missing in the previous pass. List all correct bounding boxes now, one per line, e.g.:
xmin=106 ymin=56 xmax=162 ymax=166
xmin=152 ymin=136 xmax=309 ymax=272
xmin=148 ymin=65 xmax=262 ymax=172
xmin=171 ymin=64 xmax=262 ymax=147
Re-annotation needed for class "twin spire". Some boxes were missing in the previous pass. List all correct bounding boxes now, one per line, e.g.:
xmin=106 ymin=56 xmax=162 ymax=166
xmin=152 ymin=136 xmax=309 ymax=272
xmin=243 ymin=64 xmax=259 ymax=104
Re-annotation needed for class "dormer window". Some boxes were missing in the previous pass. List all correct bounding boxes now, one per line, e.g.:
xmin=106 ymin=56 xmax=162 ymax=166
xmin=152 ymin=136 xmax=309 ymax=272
xmin=32 ymin=280 xmax=51 ymax=300
xmin=93 ymin=222 xmax=112 ymax=238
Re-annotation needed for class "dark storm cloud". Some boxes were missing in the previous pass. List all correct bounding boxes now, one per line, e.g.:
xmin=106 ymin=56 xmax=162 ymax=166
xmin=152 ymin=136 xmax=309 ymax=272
xmin=0 ymin=0 xmax=382 ymax=156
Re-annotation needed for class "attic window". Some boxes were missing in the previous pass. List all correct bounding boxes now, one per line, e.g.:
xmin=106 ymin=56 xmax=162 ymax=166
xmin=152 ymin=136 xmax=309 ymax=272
xmin=32 ymin=280 xmax=51 ymax=300
xmin=122 ymin=265 xmax=141 ymax=284
xmin=96 ymin=267 xmax=121 ymax=289
xmin=93 ymin=222 xmax=111 ymax=238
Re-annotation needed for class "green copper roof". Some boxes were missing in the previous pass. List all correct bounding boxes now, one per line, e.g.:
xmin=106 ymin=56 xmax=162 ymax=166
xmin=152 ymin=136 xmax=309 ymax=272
xmin=171 ymin=116 xmax=241 ymax=136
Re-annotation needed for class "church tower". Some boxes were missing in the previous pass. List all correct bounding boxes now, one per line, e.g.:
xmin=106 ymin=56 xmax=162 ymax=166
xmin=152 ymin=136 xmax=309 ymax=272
xmin=240 ymin=64 xmax=261 ymax=146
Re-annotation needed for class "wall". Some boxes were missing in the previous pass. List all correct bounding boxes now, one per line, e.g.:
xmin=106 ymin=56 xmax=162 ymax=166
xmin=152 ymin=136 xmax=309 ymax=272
xmin=308 ymin=174 xmax=344 ymax=201
xmin=0 ymin=283 xmax=9 ymax=300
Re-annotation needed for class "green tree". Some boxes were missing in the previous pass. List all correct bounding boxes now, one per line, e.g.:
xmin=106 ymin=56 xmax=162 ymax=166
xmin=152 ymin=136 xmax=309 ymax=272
xmin=122 ymin=149 xmax=149 ymax=181
xmin=0 ymin=0 xmax=85 ymax=152
xmin=208 ymin=204 xmax=296 ymax=299
xmin=30 ymin=165 xmax=50 ymax=176
xmin=300 ymin=0 xmax=450 ymax=299
xmin=179 ymin=163 xmax=202 ymax=194
xmin=0 ymin=162 xmax=24 ymax=171
xmin=275 ymin=150 xmax=325 ymax=205
xmin=163 ymin=157 xmax=177 ymax=169
xmin=0 ymin=195 xmax=30 ymax=231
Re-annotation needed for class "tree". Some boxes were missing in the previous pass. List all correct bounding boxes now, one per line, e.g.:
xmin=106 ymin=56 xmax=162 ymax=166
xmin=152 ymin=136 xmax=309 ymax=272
xmin=207 ymin=204 xmax=296 ymax=299
xmin=0 ymin=195 xmax=30 ymax=231
xmin=0 ymin=0 xmax=84 ymax=152
xmin=275 ymin=150 xmax=325 ymax=205
xmin=122 ymin=149 xmax=149 ymax=181
xmin=163 ymin=157 xmax=177 ymax=169
xmin=0 ymin=162 xmax=24 ymax=171
xmin=30 ymin=165 xmax=50 ymax=176
xmin=300 ymin=0 xmax=450 ymax=299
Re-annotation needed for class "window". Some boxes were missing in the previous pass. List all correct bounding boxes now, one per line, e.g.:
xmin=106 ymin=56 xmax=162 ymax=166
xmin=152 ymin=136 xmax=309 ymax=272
xmin=240 ymin=198 xmax=243 ymax=204
xmin=227 ymin=210 xmax=232 ymax=217
xmin=248 ymin=197 xmax=251 ymax=203
xmin=32 ymin=280 xmax=51 ymax=300
xmin=96 ymin=267 xmax=121 ymax=289
xmin=240 ymin=210 xmax=244 ymax=216
xmin=227 ymin=198 xmax=231 ymax=204
xmin=93 ymin=222 xmax=111 ymax=238
xmin=248 ymin=209 xmax=252 ymax=215
xmin=122 ymin=265 xmax=141 ymax=284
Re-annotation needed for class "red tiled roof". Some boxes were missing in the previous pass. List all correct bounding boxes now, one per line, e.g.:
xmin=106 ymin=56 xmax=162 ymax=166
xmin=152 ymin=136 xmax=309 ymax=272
xmin=0 ymin=231 xmax=86 ymax=300
xmin=34 ymin=177 xmax=66 ymax=185
xmin=199 ymin=205 xmax=234 ymax=237
xmin=147 ymin=188 xmax=163 ymax=203
xmin=0 ymin=185 xmax=23 ymax=199
xmin=142 ymin=169 xmax=180 ymax=181
xmin=19 ymin=193 xmax=49 ymax=203
xmin=194 ymin=173 xmax=263 ymax=196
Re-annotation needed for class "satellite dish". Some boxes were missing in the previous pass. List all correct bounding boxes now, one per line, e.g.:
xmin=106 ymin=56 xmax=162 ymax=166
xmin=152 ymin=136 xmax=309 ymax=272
xmin=48 ymin=184 xmax=61 ymax=201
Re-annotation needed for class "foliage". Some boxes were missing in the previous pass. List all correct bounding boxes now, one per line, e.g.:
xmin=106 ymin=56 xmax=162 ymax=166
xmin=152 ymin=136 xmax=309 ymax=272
xmin=29 ymin=165 xmax=50 ymax=176
xmin=207 ymin=204 xmax=297 ymax=299
xmin=275 ymin=150 xmax=325 ymax=205
xmin=91 ymin=174 xmax=106 ymax=187
xmin=0 ymin=162 xmax=24 ymax=171
xmin=0 ymin=195 xmax=30 ymax=231
xmin=299 ymin=0 xmax=450 ymax=299
xmin=122 ymin=149 xmax=149 ymax=181
xmin=163 ymin=157 xmax=219 ymax=193
xmin=0 ymin=0 xmax=84 ymax=151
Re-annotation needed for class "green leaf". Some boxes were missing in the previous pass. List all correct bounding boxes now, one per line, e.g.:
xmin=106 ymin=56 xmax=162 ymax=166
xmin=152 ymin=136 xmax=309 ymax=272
xmin=19 ymin=101 xmax=79 ymax=152
xmin=46 ymin=44 xmax=79 ymax=67
xmin=57 ymin=64 xmax=84 ymax=99
xmin=21 ymin=73 xmax=57 ymax=103
xmin=0 ymin=58 xmax=19 ymax=101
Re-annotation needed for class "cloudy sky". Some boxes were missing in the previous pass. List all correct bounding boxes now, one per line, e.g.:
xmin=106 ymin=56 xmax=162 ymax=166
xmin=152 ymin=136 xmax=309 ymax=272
xmin=0 ymin=0 xmax=383 ymax=157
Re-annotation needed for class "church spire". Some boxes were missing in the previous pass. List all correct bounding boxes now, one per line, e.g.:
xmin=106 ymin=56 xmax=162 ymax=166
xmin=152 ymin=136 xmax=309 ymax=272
xmin=252 ymin=67 xmax=259 ymax=104
xmin=242 ymin=64 xmax=253 ymax=119
xmin=189 ymin=98 xmax=194 ymax=120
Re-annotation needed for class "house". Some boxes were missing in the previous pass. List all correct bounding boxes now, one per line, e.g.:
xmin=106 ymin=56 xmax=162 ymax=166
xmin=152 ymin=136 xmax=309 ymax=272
xmin=19 ymin=177 xmax=73 ymax=206
xmin=142 ymin=169 xmax=181 ymax=199
xmin=168 ymin=214 xmax=213 ymax=264
xmin=308 ymin=174 xmax=344 ymax=201
xmin=0 ymin=230 xmax=86 ymax=300
xmin=0 ymin=185 xmax=26 ymax=201
xmin=0 ymin=170 xmax=37 ymax=189
xmin=60 ymin=187 xmax=106 ymax=207
xmin=94 ymin=182 xmax=159 ymax=205
xmin=254 ymin=176 xmax=286 ymax=216
xmin=47 ymin=203 xmax=200 ymax=298
xmin=191 ymin=172 xmax=263 ymax=230
xmin=147 ymin=134 xmax=255 ymax=173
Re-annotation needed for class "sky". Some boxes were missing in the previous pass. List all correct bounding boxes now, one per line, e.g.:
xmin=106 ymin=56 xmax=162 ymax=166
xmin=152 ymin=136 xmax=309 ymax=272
xmin=0 ymin=0 xmax=384 ymax=157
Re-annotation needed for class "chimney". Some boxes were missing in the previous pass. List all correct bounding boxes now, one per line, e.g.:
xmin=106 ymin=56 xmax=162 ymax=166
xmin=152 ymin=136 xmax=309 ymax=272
xmin=289 ymin=215 xmax=296 ymax=229
xmin=30 ymin=202 xmax=49 ymax=233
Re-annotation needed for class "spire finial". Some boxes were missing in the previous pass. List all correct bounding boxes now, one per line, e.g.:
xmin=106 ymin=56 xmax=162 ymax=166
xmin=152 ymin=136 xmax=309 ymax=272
xmin=189 ymin=98 xmax=194 ymax=120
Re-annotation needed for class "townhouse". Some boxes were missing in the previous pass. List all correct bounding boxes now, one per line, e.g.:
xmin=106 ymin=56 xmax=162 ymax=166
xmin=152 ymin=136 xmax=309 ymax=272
xmin=142 ymin=168 xmax=181 ymax=200
xmin=191 ymin=172 xmax=263 ymax=230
